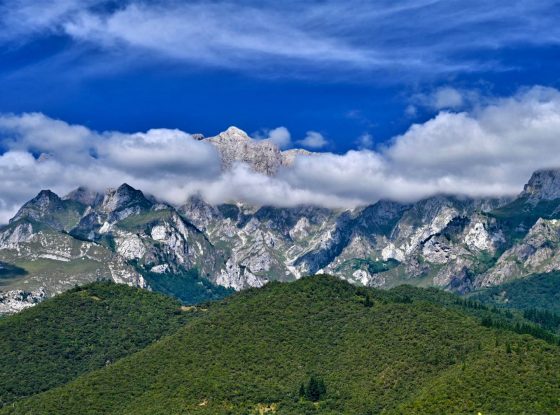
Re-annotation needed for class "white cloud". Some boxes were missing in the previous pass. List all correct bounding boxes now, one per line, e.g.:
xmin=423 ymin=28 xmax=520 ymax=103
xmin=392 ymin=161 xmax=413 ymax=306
xmin=60 ymin=2 xmax=385 ymax=72
xmin=297 ymin=131 xmax=328 ymax=149
xmin=0 ymin=0 xmax=100 ymax=42
xmin=432 ymin=87 xmax=464 ymax=109
xmin=411 ymin=86 xmax=482 ymax=111
xmin=0 ymin=113 xmax=223 ymax=222
xmin=254 ymin=127 xmax=292 ymax=149
xmin=3 ymin=1 xmax=560 ymax=78
xmin=355 ymin=133 xmax=374 ymax=150
xmin=2 ymin=86 xmax=560 ymax=222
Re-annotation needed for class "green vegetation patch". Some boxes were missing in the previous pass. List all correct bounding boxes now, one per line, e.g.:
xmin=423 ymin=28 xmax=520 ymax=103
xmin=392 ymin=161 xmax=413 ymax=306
xmin=336 ymin=258 xmax=400 ymax=276
xmin=139 ymin=267 xmax=233 ymax=304
xmin=0 ymin=281 xmax=196 ymax=407
xmin=472 ymin=271 xmax=560 ymax=313
xmin=116 ymin=209 xmax=174 ymax=232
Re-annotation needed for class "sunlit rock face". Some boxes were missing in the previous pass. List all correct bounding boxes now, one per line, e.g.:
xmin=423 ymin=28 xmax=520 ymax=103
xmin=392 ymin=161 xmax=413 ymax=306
xmin=206 ymin=126 xmax=310 ymax=175
xmin=521 ymin=169 xmax=560 ymax=202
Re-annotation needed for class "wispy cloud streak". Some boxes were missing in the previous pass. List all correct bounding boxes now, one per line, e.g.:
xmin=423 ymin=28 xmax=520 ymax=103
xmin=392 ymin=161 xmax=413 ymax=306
xmin=2 ymin=0 xmax=560 ymax=78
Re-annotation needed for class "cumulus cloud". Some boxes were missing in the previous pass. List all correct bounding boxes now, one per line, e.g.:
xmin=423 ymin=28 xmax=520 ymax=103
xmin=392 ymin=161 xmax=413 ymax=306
xmin=2 ymin=86 xmax=560 ymax=222
xmin=254 ymin=127 xmax=292 ymax=149
xmin=0 ymin=113 xmax=222 ymax=222
xmin=432 ymin=87 xmax=464 ymax=109
xmin=297 ymin=131 xmax=328 ymax=149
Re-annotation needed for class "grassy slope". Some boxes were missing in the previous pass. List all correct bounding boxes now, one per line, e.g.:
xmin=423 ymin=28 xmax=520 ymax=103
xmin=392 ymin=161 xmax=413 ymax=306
xmin=3 ymin=275 xmax=559 ymax=415
xmin=0 ymin=282 xmax=197 ymax=407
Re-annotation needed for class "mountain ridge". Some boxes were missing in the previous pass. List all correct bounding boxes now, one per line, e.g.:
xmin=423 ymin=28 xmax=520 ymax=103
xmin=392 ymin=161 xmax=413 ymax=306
xmin=2 ymin=130 xmax=560 ymax=312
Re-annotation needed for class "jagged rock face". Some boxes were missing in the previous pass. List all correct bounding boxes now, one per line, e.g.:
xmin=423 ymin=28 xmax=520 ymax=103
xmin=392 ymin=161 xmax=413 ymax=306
xmin=199 ymin=203 xmax=340 ymax=288
xmin=114 ymin=209 xmax=221 ymax=279
xmin=5 ymin=165 xmax=560 ymax=313
xmin=521 ymin=169 xmax=560 ymax=202
xmin=179 ymin=195 xmax=221 ymax=231
xmin=0 ymin=219 xmax=145 ymax=306
xmin=207 ymin=127 xmax=285 ymax=175
xmin=205 ymin=126 xmax=310 ymax=175
xmin=477 ymin=218 xmax=560 ymax=288
xmin=0 ymin=222 xmax=34 ymax=248
xmin=11 ymin=190 xmax=61 ymax=222
xmin=100 ymin=183 xmax=153 ymax=217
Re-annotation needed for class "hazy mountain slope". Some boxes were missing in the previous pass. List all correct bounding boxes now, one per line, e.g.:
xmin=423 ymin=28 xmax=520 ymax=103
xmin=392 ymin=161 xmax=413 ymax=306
xmin=0 ymin=281 xmax=194 ymax=407
xmin=473 ymin=271 xmax=560 ymax=313
xmin=4 ymin=276 xmax=559 ymax=415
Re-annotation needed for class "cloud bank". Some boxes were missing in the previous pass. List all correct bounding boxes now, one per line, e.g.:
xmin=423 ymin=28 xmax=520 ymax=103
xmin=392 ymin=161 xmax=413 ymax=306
xmin=1 ymin=86 xmax=560 ymax=222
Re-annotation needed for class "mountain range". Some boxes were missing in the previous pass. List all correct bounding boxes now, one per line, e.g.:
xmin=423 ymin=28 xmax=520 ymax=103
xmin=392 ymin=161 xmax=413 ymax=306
xmin=2 ymin=126 xmax=560 ymax=312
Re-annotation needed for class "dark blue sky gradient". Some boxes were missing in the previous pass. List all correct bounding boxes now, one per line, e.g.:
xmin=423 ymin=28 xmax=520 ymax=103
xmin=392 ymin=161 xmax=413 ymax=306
xmin=1 ymin=1 xmax=559 ymax=152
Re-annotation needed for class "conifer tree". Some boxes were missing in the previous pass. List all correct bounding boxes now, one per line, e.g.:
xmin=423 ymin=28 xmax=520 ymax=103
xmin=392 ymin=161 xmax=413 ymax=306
xmin=298 ymin=383 xmax=305 ymax=398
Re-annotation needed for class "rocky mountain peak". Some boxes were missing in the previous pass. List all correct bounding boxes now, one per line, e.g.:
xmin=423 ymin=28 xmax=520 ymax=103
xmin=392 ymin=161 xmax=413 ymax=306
xmin=216 ymin=126 xmax=252 ymax=142
xmin=281 ymin=148 xmax=312 ymax=165
xmin=6 ymin=167 xmax=560 ymax=313
xmin=101 ymin=183 xmax=152 ymax=214
xmin=34 ymin=189 xmax=60 ymax=204
xmin=202 ymin=126 xmax=313 ymax=175
xmin=180 ymin=195 xmax=221 ymax=230
xmin=521 ymin=168 xmax=560 ymax=201
xmin=207 ymin=126 xmax=285 ymax=175
xmin=10 ymin=190 xmax=63 ymax=223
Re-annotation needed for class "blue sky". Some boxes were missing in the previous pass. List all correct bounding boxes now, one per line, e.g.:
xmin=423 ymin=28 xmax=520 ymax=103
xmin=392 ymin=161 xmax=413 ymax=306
xmin=1 ymin=0 xmax=560 ymax=221
xmin=1 ymin=0 xmax=560 ymax=152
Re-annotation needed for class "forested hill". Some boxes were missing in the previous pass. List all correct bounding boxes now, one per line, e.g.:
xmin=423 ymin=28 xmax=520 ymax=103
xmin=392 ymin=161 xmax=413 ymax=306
xmin=473 ymin=271 xmax=560 ymax=313
xmin=3 ymin=275 xmax=559 ymax=415
xmin=0 ymin=282 xmax=198 ymax=407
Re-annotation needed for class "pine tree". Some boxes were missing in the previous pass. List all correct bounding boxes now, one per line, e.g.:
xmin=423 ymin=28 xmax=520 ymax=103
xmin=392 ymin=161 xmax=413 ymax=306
xmin=298 ymin=383 xmax=305 ymax=398
xmin=306 ymin=376 xmax=319 ymax=401
xmin=317 ymin=378 xmax=326 ymax=397
xmin=305 ymin=376 xmax=326 ymax=402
